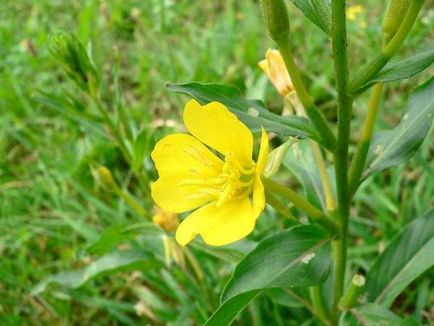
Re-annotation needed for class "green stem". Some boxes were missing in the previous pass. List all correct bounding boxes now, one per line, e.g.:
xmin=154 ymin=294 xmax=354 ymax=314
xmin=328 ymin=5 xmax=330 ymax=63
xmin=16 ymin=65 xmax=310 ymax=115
xmin=310 ymin=287 xmax=333 ymax=326
xmin=263 ymin=178 xmax=339 ymax=234
xmin=277 ymin=38 xmax=337 ymax=151
xmin=265 ymin=189 xmax=299 ymax=223
xmin=348 ymin=83 xmax=384 ymax=195
xmin=331 ymin=0 xmax=351 ymax=318
xmin=349 ymin=0 xmax=425 ymax=95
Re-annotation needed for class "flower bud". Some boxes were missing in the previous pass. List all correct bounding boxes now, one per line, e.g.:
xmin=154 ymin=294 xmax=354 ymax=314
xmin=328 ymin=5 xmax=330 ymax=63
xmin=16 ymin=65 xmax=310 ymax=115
xmin=152 ymin=206 xmax=179 ymax=232
xmin=258 ymin=49 xmax=294 ymax=97
xmin=48 ymin=32 xmax=99 ymax=92
xmin=382 ymin=0 xmax=410 ymax=44
xmin=96 ymin=166 xmax=119 ymax=192
xmin=260 ymin=0 xmax=290 ymax=43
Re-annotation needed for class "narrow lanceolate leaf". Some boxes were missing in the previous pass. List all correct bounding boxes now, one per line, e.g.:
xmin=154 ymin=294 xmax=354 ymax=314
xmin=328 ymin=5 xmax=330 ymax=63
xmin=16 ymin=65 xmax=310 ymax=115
xmin=363 ymin=77 xmax=434 ymax=179
xmin=365 ymin=210 xmax=434 ymax=307
xmin=353 ymin=48 xmax=434 ymax=93
xmin=338 ymin=303 xmax=410 ymax=326
xmin=166 ymin=82 xmax=321 ymax=143
xmin=31 ymin=250 xmax=152 ymax=295
xmin=289 ymin=0 xmax=331 ymax=36
xmin=204 ymin=225 xmax=332 ymax=326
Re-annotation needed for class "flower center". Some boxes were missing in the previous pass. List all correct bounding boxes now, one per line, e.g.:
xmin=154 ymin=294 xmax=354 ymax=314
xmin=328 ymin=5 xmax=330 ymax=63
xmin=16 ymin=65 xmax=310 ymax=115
xmin=182 ymin=152 xmax=255 ymax=206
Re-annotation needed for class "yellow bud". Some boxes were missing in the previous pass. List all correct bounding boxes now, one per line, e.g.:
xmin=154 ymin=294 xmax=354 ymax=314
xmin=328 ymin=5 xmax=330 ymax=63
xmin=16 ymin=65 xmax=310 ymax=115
xmin=382 ymin=0 xmax=410 ymax=44
xmin=260 ymin=0 xmax=290 ymax=43
xmin=152 ymin=206 xmax=179 ymax=232
xmin=258 ymin=49 xmax=294 ymax=97
xmin=96 ymin=166 xmax=118 ymax=192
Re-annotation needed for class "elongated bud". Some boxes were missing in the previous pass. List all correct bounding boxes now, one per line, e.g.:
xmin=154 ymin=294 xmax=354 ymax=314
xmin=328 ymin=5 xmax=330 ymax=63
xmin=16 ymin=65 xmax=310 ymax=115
xmin=260 ymin=0 xmax=290 ymax=43
xmin=96 ymin=166 xmax=119 ymax=192
xmin=382 ymin=0 xmax=410 ymax=44
xmin=48 ymin=32 xmax=99 ymax=92
xmin=339 ymin=274 xmax=366 ymax=310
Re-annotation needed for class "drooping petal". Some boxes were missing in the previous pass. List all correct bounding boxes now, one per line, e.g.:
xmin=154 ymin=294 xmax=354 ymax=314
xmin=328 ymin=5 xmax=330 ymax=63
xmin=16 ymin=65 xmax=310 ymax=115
xmin=151 ymin=134 xmax=223 ymax=213
xmin=256 ymin=127 xmax=269 ymax=175
xmin=175 ymin=197 xmax=258 ymax=246
xmin=151 ymin=133 xmax=222 ymax=177
xmin=252 ymin=175 xmax=265 ymax=217
xmin=183 ymin=100 xmax=253 ymax=165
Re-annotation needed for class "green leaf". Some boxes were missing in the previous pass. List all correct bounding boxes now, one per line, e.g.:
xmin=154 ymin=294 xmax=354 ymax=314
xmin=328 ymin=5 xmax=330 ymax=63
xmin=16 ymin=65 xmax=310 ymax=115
xmin=354 ymin=48 xmax=434 ymax=92
xmin=204 ymin=225 xmax=332 ymax=325
xmin=289 ymin=0 xmax=331 ymax=36
xmin=339 ymin=303 xmax=403 ymax=326
xmin=31 ymin=250 xmax=153 ymax=295
xmin=365 ymin=210 xmax=434 ymax=307
xmin=204 ymin=292 xmax=260 ymax=326
xmin=363 ymin=77 xmax=434 ymax=179
xmin=166 ymin=82 xmax=320 ymax=142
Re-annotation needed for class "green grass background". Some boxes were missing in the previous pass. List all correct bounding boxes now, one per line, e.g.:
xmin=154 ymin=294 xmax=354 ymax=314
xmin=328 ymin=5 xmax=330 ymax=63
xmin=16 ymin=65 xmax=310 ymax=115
xmin=0 ymin=0 xmax=433 ymax=324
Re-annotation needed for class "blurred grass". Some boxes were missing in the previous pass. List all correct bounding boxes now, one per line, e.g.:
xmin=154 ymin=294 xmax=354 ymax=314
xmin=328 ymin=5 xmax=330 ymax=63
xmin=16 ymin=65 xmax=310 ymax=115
xmin=0 ymin=0 xmax=433 ymax=324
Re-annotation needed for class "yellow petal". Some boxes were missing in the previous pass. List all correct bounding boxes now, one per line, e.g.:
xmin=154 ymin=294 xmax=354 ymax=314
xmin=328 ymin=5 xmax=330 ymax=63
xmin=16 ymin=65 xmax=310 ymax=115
xmin=183 ymin=99 xmax=253 ymax=165
xmin=151 ymin=133 xmax=222 ymax=177
xmin=256 ymin=128 xmax=269 ymax=175
xmin=151 ymin=134 xmax=223 ymax=213
xmin=175 ymin=197 xmax=258 ymax=246
xmin=252 ymin=175 xmax=265 ymax=217
xmin=151 ymin=175 xmax=212 ymax=213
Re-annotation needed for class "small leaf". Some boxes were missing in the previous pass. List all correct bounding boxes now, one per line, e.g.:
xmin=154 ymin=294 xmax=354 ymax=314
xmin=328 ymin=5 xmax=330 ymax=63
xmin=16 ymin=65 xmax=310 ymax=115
xmin=166 ymin=82 xmax=321 ymax=143
xmin=365 ymin=210 xmax=434 ymax=307
xmin=31 ymin=250 xmax=154 ymax=295
xmin=339 ymin=303 xmax=403 ymax=326
xmin=363 ymin=77 xmax=434 ymax=179
xmin=204 ymin=225 xmax=332 ymax=325
xmin=289 ymin=0 xmax=331 ymax=36
xmin=354 ymin=48 xmax=434 ymax=93
xmin=263 ymin=139 xmax=295 ymax=178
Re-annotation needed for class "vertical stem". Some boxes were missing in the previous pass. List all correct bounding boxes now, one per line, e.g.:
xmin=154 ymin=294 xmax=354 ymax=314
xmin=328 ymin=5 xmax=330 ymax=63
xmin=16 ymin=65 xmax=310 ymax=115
xmin=331 ymin=0 xmax=351 ymax=318
xmin=348 ymin=83 xmax=384 ymax=194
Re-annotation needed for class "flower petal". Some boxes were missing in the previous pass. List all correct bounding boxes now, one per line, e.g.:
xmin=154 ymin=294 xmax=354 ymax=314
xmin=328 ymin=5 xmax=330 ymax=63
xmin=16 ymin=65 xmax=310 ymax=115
xmin=151 ymin=134 xmax=223 ymax=213
xmin=175 ymin=197 xmax=258 ymax=246
xmin=151 ymin=175 xmax=212 ymax=213
xmin=151 ymin=133 xmax=222 ymax=177
xmin=252 ymin=175 xmax=265 ymax=217
xmin=256 ymin=127 xmax=269 ymax=175
xmin=183 ymin=99 xmax=253 ymax=165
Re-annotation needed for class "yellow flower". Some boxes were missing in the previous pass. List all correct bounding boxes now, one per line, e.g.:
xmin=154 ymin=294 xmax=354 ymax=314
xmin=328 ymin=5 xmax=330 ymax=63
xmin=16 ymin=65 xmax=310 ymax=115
xmin=152 ymin=205 xmax=179 ymax=232
xmin=258 ymin=49 xmax=294 ymax=97
xmin=347 ymin=5 xmax=364 ymax=21
xmin=151 ymin=100 xmax=269 ymax=246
